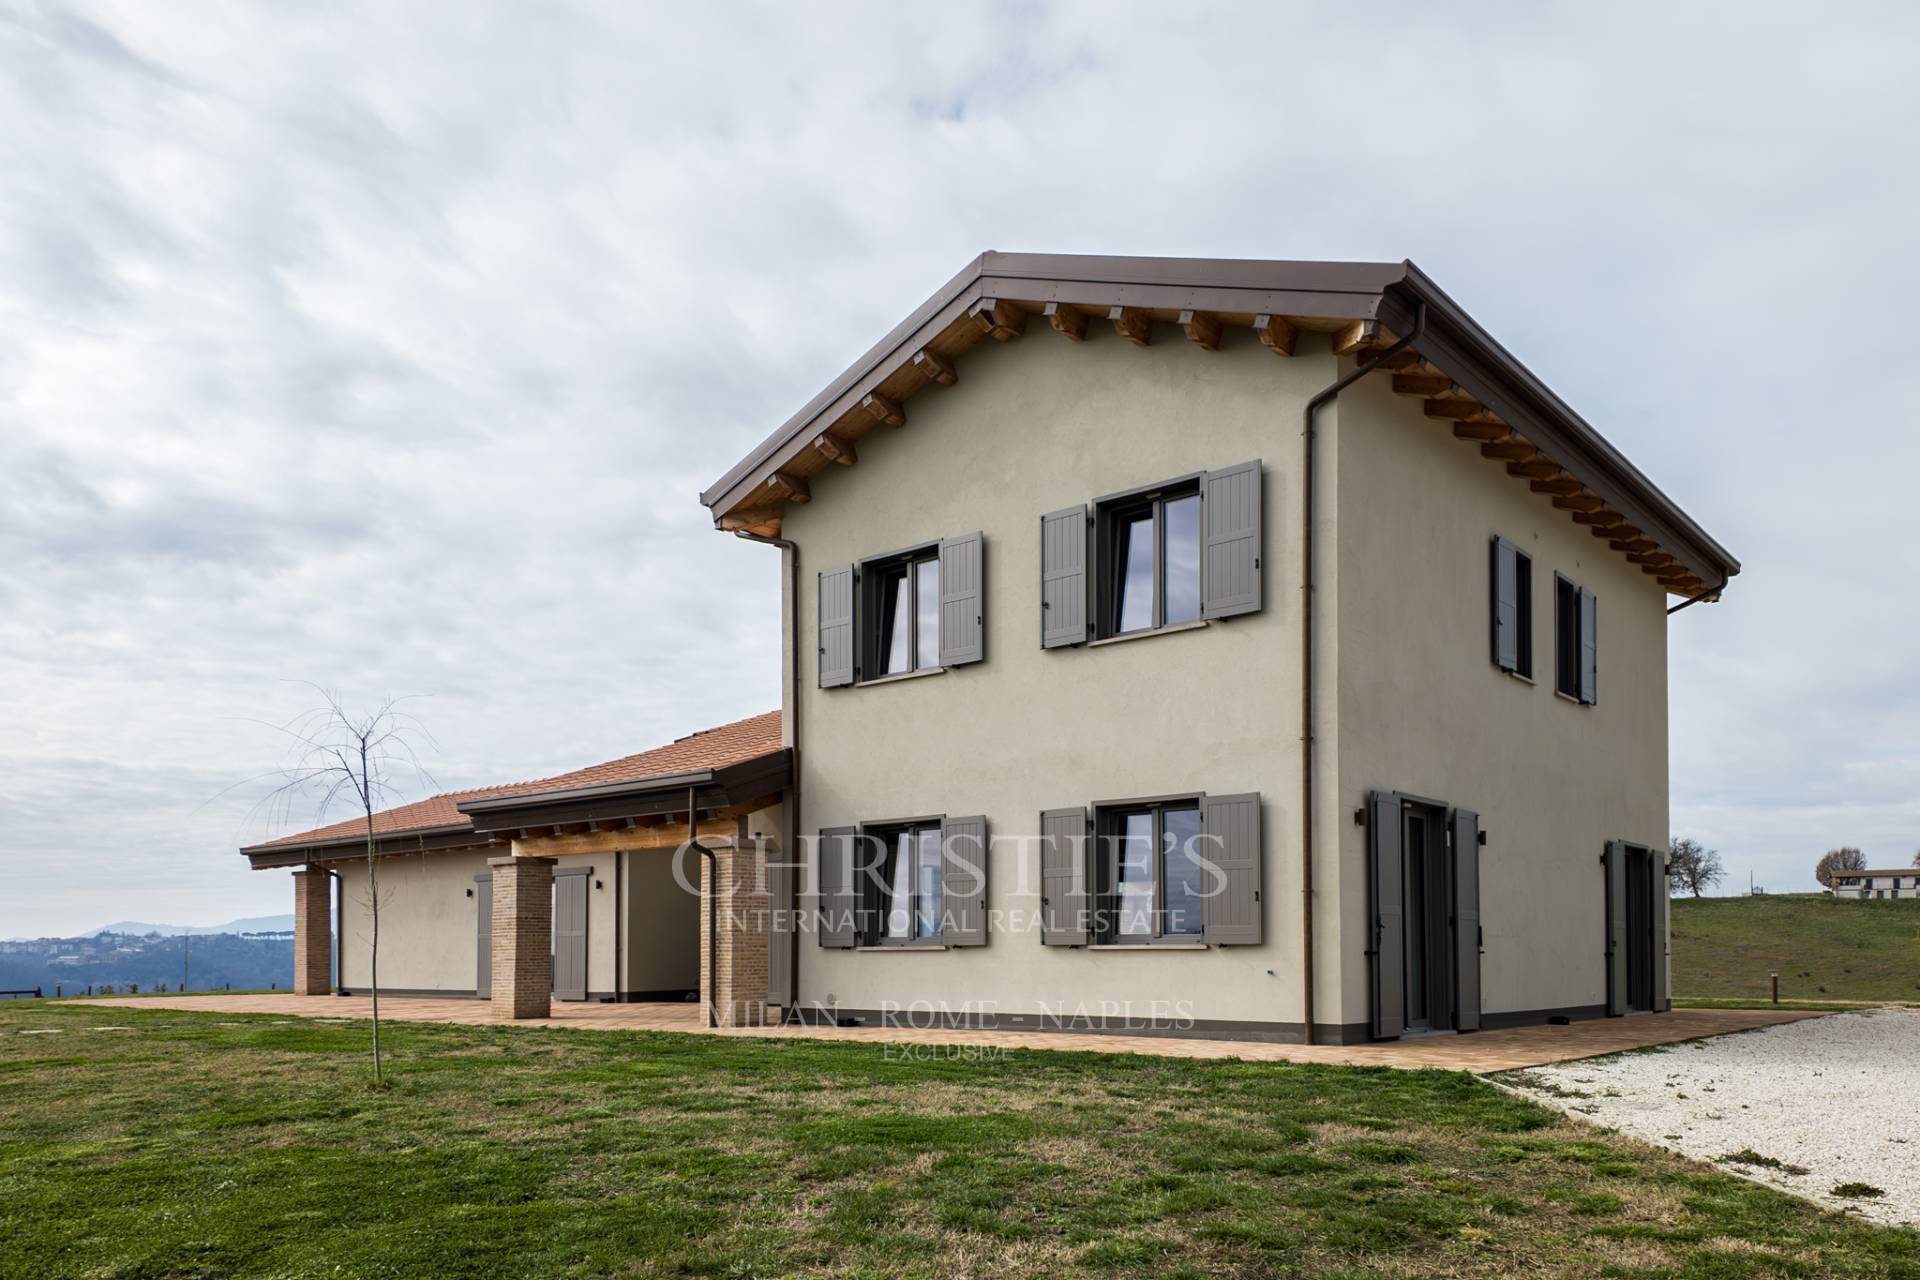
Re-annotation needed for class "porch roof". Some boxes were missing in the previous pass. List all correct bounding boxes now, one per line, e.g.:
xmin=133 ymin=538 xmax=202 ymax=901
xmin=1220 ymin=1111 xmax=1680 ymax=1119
xmin=240 ymin=710 xmax=782 ymax=869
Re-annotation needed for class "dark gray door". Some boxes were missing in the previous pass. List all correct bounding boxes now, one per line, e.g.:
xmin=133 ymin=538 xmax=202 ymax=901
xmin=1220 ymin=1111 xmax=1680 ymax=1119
xmin=474 ymin=874 xmax=492 ymax=999
xmin=554 ymin=871 xmax=588 ymax=1002
xmin=1367 ymin=791 xmax=1404 ymax=1040
xmin=1604 ymin=841 xmax=1628 ymax=1016
xmin=1451 ymin=809 xmax=1481 ymax=1032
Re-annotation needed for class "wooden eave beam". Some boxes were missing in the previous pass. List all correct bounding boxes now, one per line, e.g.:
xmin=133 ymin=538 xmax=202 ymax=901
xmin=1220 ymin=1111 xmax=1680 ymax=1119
xmin=1252 ymin=313 xmax=1297 ymax=356
xmin=1480 ymin=436 xmax=1538 ymax=462
xmin=717 ymin=506 xmax=783 ymax=536
xmin=967 ymin=297 xmax=1027 ymax=341
xmin=1629 ymin=551 xmax=1676 ymax=568
xmin=1610 ymin=537 xmax=1657 ymax=554
xmin=1392 ymin=372 xmax=1453 ymax=398
xmin=861 ymin=392 xmax=906 ymax=427
xmin=1530 ymin=475 xmax=1584 ymax=497
xmin=911 ymin=348 xmax=957 ymax=386
xmin=813 ymin=433 xmax=856 ymax=466
xmin=1573 ymin=510 xmax=1626 ymax=528
xmin=1594 ymin=522 xmax=1641 ymax=541
xmin=1044 ymin=302 xmax=1087 ymax=342
xmin=1425 ymin=399 xmax=1499 ymax=422
xmin=1109 ymin=306 xmax=1152 ymax=346
xmin=1178 ymin=310 xmax=1223 ymax=351
xmin=1506 ymin=458 xmax=1561 ymax=480
xmin=1333 ymin=318 xmax=1380 ymax=355
xmin=1452 ymin=421 xmax=1510 ymax=442
xmin=1553 ymin=491 xmax=1606 ymax=512
xmin=764 ymin=472 xmax=809 ymax=504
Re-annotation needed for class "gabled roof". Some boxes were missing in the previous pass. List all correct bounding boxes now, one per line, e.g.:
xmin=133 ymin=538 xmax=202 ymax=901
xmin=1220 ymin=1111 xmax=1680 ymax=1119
xmin=241 ymin=711 xmax=782 ymax=867
xmin=701 ymin=252 xmax=1738 ymax=597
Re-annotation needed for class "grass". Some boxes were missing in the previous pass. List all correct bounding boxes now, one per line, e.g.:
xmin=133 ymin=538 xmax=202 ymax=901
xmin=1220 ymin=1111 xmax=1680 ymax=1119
xmin=2 ymin=1003 xmax=1917 ymax=1278
xmin=1673 ymin=893 xmax=1920 ymax=1004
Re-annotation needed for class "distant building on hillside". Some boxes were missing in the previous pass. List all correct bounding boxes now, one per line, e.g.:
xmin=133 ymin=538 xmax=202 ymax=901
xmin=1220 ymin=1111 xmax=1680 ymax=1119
xmin=1831 ymin=869 xmax=1920 ymax=900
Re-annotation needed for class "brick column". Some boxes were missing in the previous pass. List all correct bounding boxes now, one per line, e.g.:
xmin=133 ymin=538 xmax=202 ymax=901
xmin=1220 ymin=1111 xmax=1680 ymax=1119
xmin=490 ymin=855 xmax=555 ymax=1019
xmin=700 ymin=841 xmax=769 ymax=1028
xmin=292 ymin=867 xmax=332 ymax=995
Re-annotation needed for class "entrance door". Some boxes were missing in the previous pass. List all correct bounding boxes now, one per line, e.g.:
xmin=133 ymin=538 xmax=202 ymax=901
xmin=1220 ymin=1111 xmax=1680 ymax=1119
xmin=1605 ymin=842 xmax=1667 ymax=1014
xmin=474 ymin=873 xmax=492 ymax=998
xmin=554 ymin=870 xmax=589 ymax=1002
xmin=1368 ymin=792 xmax=1482 ymax=1039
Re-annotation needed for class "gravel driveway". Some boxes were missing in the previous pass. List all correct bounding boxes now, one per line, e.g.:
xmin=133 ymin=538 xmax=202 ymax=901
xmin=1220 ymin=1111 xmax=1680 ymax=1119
xmin=1502 ymin=1008 xmax=1920 ymax=1224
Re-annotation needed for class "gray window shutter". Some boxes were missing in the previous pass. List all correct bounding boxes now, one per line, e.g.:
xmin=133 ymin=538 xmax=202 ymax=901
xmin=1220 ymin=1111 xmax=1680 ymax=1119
xmin=1039 ymin=806 xmax=1090 ymax=945
xmin=767 ymin=844 xmax=794 ymax=1005
xmin=940 ymin=815 xmax=988 ymax=945
xmin=1653 ymin=849 xmax=1672 ymax=1012
xmin=1040 ymin=506 xmax=1088 ymax=648
xmin=938 ymin=532 xmax=985 ymax=667
xmin=818 ymin=564 xmax=855 ymax=688
xmin=1368 ymin=790 xmax=1404 ymax=1040
xmin=1201 ymin=460 xmax=1263 ymax=619
xmin=1200 ymin=793 xmax=1262 ymax=945
xmin=1579 ymin=588 xmax=1598 ymax=705
xmin=474 ymin=873 xmax=492 ymax=999
xmin=1491 ymin=538 xmax=1518 ymax=671
xmin=816 ymin=827 xmax=857 ymax=948
xmin=1451 ymin=808 xmax=1481 ymax=1033
xmin=1604 ymin=840 xmax=1627 ymax=1015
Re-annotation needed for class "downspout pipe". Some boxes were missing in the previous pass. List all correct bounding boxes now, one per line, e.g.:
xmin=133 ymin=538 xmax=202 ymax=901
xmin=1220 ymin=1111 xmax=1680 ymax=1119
xmin=330 ymin=869 xmax=344 ymax=996
xmin=687 ymin=784 xmax=719 ymax=1030
xmin=1298 ymin=302 xmax=1427 ymax=1045
xmin=735 ymin=529 xmax=802 ymax=1025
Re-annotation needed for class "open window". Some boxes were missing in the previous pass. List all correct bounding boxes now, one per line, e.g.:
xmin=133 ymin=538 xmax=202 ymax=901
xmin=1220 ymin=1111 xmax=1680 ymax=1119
xmin=1093 ymin=800 xmax=1206 ymax=941
xmin=864 ymin=550 xmax=941 ymax=677
xmin=817 ymin=532 xmax=985 ymax=687
xmin=1097 ymin=484 xmax=1202 ymax=638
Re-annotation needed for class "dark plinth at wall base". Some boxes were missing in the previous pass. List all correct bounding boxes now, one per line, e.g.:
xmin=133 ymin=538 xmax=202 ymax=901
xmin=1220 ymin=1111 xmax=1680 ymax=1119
xmin=335 ymin=987 xmax=482 ymax=1000
xmin=609 ymin=989 xmax=700 ymax=1004
xmin=787 ymin=1006 xmax=1374 ymax=1046
xmin=1479 ymin=1002 xmax=1607 ymax=1031
xmin=332 ymin=988 xmax=700 ymax=1004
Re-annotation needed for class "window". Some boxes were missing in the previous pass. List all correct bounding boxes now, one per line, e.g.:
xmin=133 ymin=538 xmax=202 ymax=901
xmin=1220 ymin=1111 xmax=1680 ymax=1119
xmin=867 ymin=551 xmax=940 ymax=676
xmin=1099 ymin=483 xmax=1201 ymax=637
xmin=1490 ymin=537 xmax=1533 ymax=677
xmin=1040 ymin=461 xmax=1262 ymax=649
xmin=1554 ymin=574 xmax=1597 ymax=704
xmin=1094 ymin=801 xmax=1206 ymax=942
xmin=868 ymin=822 xmax=944 ymax=943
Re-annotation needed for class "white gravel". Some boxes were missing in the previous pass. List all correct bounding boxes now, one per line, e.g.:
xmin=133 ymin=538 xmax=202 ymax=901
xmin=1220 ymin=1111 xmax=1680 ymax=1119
xmin=1504 ymin=1008 xmax=1920 ymax=1225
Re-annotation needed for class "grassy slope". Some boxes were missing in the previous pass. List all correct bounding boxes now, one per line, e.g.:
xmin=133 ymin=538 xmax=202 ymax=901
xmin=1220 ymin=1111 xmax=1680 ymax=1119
xmin=1672 ymin=893 xmax=1920 ymax=1003
xmin=3 ymin=1004 xmax=1917 ymax=1279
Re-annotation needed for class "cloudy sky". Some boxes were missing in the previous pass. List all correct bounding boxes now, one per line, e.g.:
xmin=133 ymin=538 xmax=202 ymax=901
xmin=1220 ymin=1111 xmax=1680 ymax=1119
xmin=3 ymin=2 xmax=1917 ymax=936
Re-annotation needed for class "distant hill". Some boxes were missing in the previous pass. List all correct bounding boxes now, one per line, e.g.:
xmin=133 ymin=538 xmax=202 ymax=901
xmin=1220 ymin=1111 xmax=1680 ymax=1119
xmin=1672 ymin=893 xmax=1920 ymax=1003
xmin=84 ymin=915 xmax=295 ymax=938
xmin=0 ymin=930 xmax=293 ymax=995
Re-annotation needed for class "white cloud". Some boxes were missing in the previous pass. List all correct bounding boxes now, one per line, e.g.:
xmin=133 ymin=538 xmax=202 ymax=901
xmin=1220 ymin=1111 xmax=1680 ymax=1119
xmin=2 ymin=0 xmax=1917 ymax=933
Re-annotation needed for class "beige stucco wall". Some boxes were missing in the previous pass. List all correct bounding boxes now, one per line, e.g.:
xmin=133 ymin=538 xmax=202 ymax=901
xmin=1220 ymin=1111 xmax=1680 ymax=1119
xmin=1330 ymin=371 xmax=1671 ymax=1020
xmin=335 ymin=847 xmax=625 ymax=997
xmin=780 ymin=322 xmax=1338 ymax=1029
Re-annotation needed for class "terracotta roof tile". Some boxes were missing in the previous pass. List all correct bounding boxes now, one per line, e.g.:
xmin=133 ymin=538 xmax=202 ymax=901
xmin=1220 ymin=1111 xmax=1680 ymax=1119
xmin=249 ymin=710 xmax=780 ymax=853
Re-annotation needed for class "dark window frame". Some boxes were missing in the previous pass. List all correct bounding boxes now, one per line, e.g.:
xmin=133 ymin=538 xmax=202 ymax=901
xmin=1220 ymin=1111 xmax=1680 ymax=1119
xmin=1093 ymin=474 xmax=1204 ymax=640
xmin=1090 ymin=794 xmax=1207 ymax=944
xmin=857 ymin=816 xmax=946 ymax=946
xmin=858 ymin=543 xmax=941 ymax=682
xmin=1554 ymin=573 xmax=1595 ymax=704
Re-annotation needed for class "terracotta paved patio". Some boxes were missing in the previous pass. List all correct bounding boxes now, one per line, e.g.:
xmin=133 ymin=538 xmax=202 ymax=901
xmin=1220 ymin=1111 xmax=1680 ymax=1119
xmin=69 ymin=993 xmax=1819 ymax=1073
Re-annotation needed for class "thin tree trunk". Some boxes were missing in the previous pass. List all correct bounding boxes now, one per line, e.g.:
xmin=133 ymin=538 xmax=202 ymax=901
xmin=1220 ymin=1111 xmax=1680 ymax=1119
xmin=364 ymin=737 xmax=382 ymax=1085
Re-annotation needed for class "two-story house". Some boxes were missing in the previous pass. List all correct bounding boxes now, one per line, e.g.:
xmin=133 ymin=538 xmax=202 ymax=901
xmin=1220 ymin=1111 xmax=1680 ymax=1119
xmin=1832 ymin=870 xmax=1920 ymax=900
xmin=701 ymin=252 xmax=1739 ymax=1043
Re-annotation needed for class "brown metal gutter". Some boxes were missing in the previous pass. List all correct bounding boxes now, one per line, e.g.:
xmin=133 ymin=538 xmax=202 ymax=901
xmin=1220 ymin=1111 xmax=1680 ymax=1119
xmin=1298 ymin=303 xmax=1427 ymax=1045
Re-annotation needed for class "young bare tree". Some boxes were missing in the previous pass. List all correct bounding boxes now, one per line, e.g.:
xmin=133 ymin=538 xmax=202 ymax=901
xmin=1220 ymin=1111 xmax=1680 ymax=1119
xmin=258 ymin=687 xmax=434 ymax=1084
xmin=1912 ymin=849 xmax=1920 ymax=869
xmin=1666 ymin=837 xmax=1724 ymax=897
xmin=1814 ymin=846 xmax=1866 ymax=890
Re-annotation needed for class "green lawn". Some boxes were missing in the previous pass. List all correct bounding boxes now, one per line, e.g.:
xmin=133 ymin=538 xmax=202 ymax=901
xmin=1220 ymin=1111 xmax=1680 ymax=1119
xmin=1672 ymin=893 xmax=1920 ymax=1004
xmin=2 ymin=1003 xmax=1916 ymax=1279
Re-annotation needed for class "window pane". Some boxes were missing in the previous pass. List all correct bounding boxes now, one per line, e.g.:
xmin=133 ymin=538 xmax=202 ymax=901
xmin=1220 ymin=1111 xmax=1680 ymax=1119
xmin=1161 ymin=806 xmax=1203 ymax=935
xmin=880 ymin=568 xmax=913 ymax=676
xmin=1116 ymin=812 xmax=1154 ymax=938
xmin=915 ymin=827 xmax=942 ymax=938
xmin=915 ymin=557 xmax=941 ymax=670
xmin=1116 ymin=512 xmax=1155 ymax=633
xmin=885 ymin=833 xmax=912 ymax=939
xmin=1163 ymin=495 xmax=1200 ymax=625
